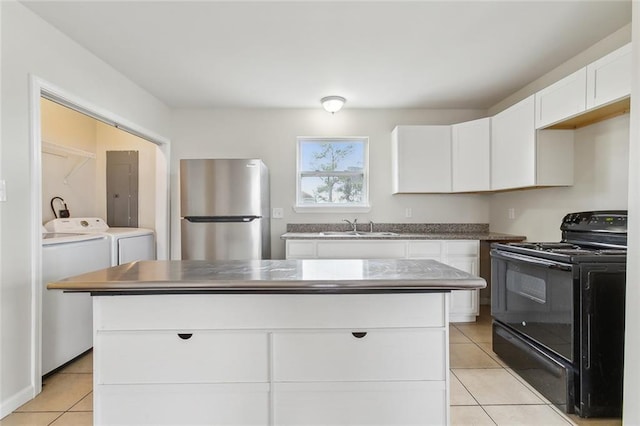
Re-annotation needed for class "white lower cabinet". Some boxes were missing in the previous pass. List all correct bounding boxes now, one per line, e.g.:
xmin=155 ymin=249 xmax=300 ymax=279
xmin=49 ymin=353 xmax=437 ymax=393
xmin=93 ymin=293 xmax=449 ymax=425
xmin=286 ymin=238 xmax=480 ymax=322
xmin=97 ymin=331 xmax=269 ymax=384
xmin=273 ymin=381 xmax=446 ymax=426
xmin=273 ymin=329 xmax=446 ymax=382
xmin=98 ymin=383 xmax=270 ymax=426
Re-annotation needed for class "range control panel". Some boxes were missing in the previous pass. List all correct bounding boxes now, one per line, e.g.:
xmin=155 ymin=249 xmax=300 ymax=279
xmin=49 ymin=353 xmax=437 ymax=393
xmin=561 ymin=211 xmax=627 ymax=233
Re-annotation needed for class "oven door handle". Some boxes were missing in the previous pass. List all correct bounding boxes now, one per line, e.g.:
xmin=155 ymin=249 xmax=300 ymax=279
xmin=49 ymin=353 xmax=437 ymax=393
xmin=492 ymin=250 xmax=573 ymax=272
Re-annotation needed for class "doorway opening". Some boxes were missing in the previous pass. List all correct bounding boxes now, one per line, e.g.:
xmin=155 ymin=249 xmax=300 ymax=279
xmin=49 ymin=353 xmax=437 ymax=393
xmin=31 ymin=77 xmax=170 ymax=397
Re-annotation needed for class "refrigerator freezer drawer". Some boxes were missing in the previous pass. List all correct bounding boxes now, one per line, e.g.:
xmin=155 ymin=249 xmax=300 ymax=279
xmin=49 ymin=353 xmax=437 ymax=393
xmin=181 ymin=218 xmax=267 ymax=260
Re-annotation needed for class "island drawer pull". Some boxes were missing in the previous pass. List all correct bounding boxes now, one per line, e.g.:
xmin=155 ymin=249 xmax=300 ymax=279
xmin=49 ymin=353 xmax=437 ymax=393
xmin=177 ymin=333 xmax=193 ymax=340
xmin=351 ymin=332 xmax=367 ymax=339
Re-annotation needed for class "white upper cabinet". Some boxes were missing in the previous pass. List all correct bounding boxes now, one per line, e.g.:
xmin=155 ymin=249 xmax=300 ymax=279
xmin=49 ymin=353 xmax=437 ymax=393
xmin=451 ymin=118 xmax=491 ymax=192
xmin=586 ymin=43 xmax=632 ymax=109
xmin=491 ymin=96 xmax=536 ymax=190
xmin=535 ymin=68 xmax=587 ymax=129
xmin=491 ymin=95 xmax=574 ymax=191
xmin=391 ymin=125 xmax=452 ymax=193
xmin=534 ymin=43 xmax=631 ymax=130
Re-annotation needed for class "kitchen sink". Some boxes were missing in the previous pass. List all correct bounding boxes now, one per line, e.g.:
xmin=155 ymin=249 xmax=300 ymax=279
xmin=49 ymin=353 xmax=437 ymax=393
xmin=319 ymin=231 xmax=399 ymax=237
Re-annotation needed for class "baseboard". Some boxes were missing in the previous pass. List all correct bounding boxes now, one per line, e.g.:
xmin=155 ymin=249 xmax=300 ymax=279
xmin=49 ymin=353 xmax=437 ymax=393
xmin=0 ymin=384 xmax=34 ymax=419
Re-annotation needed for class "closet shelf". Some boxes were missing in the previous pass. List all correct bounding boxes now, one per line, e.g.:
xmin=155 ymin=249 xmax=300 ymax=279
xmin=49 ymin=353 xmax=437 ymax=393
xmin=42 ymin=141 xmax=96 ymax=159
xmin=42 ymin=141 xmax=96 ymax=184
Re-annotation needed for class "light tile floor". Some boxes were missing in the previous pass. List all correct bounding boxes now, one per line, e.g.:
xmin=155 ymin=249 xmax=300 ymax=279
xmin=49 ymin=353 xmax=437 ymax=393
xmin=449 ymin=306 xmax=622 ymax=426
xmin=0 ymin=305 xmax=624 ymax=426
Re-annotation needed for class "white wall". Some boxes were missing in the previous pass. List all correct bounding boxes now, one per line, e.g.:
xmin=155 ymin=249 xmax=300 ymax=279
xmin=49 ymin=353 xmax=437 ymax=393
xmin=0 ymin=1 xmax=170 ymax=416
xmin=41 ymin=98 xmax=98 ymax=223
xmin=170 ymin=108 xmax=489 ymax=259
xmin=490 ymin=114 xmax=630 ymax=241
xmin=623 ymin=1 xmax=639 ymax=423
xmin=95 ymin=122 xmax=158 ymax=230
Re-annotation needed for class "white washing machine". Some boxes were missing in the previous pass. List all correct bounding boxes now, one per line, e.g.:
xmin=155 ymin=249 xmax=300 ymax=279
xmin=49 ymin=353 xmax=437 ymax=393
xmin=45 ymin=218 xmax=156 ymax=266
xmin=42 ymin=230 xmax=111 ymax=374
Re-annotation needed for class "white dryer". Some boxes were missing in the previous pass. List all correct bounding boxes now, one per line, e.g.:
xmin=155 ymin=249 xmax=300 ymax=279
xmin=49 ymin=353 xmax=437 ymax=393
xmin=42 ymin=230 xmax=111 ymax=374
xmin=45 ymin=217 xmax=156 ymax=266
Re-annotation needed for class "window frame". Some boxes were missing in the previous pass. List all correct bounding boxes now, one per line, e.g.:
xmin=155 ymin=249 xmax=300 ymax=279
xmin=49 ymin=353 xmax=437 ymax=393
xmin=294 ymin=136 xmax=370 ymax=213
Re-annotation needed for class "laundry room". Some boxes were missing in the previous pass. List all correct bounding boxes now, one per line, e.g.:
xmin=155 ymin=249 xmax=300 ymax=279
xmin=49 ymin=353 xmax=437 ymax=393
xmin=41 ymin=97 xmax=159 ymax=228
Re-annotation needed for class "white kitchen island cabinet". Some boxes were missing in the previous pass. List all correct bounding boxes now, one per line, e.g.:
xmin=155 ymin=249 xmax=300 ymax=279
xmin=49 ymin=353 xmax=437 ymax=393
xmin=49 ymin=259 xmax=485 ymax=426
xmin=286 ymin=239 xmax=480 ymax=322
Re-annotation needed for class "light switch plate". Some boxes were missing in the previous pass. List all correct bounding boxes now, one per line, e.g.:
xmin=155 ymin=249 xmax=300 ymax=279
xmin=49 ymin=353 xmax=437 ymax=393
xmin=272 ymin=207 xmax=284 ymax=219
xmin=0 ymin=180 xmax=6 ymax=202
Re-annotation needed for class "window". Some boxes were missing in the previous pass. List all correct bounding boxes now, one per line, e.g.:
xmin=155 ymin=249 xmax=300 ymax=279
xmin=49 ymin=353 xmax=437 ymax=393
xmin=296 ymin=137 xmax=369 ymax=211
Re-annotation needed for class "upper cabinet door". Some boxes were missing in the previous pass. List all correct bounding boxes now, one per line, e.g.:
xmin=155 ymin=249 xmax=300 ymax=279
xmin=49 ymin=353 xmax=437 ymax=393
xmin=391 ymin=125 xmax=452 ymax=193
xmin=586 ymin=43 xmax=632 ymax=109
xmin=451 ymin=118 xmax=491 ymax=192
xmin=534 ymin=68 xmax=587 ymax=129
xmin=490 ymin=96 xmax=536 ymax=191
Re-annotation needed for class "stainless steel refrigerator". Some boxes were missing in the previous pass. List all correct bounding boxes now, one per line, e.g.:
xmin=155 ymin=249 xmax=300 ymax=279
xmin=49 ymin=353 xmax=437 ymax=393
xmin=180 ymin=159 xmax=270 ymax=260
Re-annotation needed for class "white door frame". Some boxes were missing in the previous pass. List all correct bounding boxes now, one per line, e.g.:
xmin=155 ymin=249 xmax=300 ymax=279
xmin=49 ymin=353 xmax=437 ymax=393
xmin=28 ymin=75 xmax=171 ymax=393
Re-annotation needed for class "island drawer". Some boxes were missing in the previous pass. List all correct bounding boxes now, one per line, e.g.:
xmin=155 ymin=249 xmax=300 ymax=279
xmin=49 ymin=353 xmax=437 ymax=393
xmin=97 ymin=383 xmax=269 ymax=425
xmin=272 ymin=381 xmax=446 ymax=425
xmin=272 ymin=329 xmax=446 ymax=382
xmin=96 ymin=331 xmax=268 ymax=384
xmin=94 ymin=293 xmax=446 ymax=330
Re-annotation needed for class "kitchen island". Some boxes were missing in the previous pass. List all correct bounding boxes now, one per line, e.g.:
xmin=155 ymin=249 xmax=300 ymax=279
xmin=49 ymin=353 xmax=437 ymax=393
xmin=49 ymin=259 xmax=486 ymax=426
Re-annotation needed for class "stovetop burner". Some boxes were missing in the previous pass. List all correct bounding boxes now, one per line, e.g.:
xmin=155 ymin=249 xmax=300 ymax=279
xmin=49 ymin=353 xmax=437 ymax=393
xmin=509 ymin=242 xmax=581 ymax=251
xmin=493 ymin=242 xmax=627 ymax=263
xmin=493 ymin=211 xmax=627 ymax=264
xmin=550 ymin=249 xmax=590 ymax=255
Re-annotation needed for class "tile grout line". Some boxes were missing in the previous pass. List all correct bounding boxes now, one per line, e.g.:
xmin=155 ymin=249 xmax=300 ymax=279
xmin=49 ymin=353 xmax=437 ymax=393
xmin=453 ymin=317 xmax=579 ymax=426
xmin=46 ymin=412 xmax=65 ymax=426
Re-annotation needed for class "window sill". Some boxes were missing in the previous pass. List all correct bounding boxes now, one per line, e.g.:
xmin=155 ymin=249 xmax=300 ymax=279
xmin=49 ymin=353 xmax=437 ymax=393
xmin=293 ymin=205 xmax=372 ymax=214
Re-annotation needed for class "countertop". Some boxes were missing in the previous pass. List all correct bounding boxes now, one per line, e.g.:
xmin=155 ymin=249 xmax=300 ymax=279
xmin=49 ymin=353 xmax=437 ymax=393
xmin=280 ymin=231 xmax=526 ymax=241
xmin=47 ymin=259 xmax=486 ymax=294
xmin=281 ymin=223 xmax=525 ymax=241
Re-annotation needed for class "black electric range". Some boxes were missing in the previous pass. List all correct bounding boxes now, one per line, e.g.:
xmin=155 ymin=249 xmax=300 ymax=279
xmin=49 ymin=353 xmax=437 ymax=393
xmin=491 ymin=211 xmax=627 ymax=418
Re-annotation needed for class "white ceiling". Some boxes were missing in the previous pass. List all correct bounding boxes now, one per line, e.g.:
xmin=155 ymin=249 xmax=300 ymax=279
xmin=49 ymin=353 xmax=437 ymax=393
xmin=22 ymin=1 xmax=631 ymax=110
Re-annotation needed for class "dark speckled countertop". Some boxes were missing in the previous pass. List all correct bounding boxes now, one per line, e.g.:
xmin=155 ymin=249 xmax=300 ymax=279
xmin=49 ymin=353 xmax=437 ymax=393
xmin=281 ymin=223 xmax=526 ymax=241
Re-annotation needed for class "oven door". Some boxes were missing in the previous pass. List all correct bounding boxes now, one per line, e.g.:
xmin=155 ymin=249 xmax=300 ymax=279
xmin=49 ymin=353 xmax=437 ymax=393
xmin=491 ymin=249 xmax=576 ymax=362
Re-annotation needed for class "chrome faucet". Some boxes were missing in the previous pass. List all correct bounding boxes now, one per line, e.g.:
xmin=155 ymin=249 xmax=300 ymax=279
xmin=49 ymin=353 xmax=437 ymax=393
xmin=369 ymin=220 xmax=374 ymax=233
xmin=343 ymin=218 xmax=358 ymax=232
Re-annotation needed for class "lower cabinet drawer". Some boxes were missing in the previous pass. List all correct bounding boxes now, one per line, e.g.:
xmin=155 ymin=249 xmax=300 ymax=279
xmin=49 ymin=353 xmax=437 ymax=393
xmin=273 ymin=329 xmax=446 ymax=382
xmin=97 ymin=331 xmax=268 ymax=384
xmin=316 ymin=240 xmax=406 ymax=258
xmin=96 ymin=383 xmax=269 ymax=426
xmin=273 ymin=381 xmax=446 ymax=425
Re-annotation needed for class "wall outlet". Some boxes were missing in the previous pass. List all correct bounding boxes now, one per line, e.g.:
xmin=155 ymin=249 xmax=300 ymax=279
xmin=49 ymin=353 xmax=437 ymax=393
xmin=272 ymin=207 xmax=284 ymax=219
xmin=405 ymin=208 xmax=412 ymax=218
xmin=508 ymin=208 xmax=515 ymax=220
xmin=0 ymin=180 xmax=6 ymax=202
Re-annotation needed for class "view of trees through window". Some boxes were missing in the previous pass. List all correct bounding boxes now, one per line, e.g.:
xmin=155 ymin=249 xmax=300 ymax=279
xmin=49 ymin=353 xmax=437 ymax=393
xmin=298 ymin=138 xmax=367 ymax=205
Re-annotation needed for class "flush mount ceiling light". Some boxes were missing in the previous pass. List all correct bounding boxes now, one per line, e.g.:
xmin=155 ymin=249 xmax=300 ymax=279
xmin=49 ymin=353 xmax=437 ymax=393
xmin=321 ymin=96 xmax=346 ymax=114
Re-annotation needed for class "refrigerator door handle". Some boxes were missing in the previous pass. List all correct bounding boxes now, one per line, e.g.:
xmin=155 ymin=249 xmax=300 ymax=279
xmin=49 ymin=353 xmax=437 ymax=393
xmin=183 ymin=216 xmax=261 ymax=223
